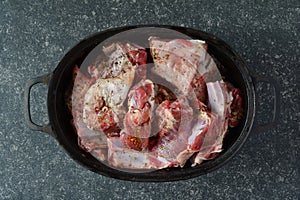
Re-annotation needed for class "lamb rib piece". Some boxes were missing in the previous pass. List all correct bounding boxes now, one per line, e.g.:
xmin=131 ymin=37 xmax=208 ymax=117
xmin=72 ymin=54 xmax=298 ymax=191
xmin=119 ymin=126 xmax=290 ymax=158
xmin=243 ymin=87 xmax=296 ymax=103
xmin=65 ymin=66 xmax=108 ymax=161
xmin=88 ymin=42 xmax=147 ymax=80
xmin=76 ymin=120 xmax=108 ymax=161
xmin=83 ymin=42 xmax=148 ymax=134
xmin=177 ymin=104 xmax=212 ymax=164
xmin=107 ymin=135 xmax=153 ymax=169
xmin=70 ymin=42 xmax=147 ymax=163
xmin=108 ymin=96 xmax=195 ymax=169
xmin=192 ymin=80 xmax=231 ymax=165
xmin=149 ymin=37 xmax=223 ymax=105
xmin=150 ymin=96 xmax=194 ymax=167
xmin=150 ymin=38 xmax=205 ymax=95
xmin=82 ymin=69 xmax=135 ymax=133
xmin=123 ymin=79 xmax=155 ymax=151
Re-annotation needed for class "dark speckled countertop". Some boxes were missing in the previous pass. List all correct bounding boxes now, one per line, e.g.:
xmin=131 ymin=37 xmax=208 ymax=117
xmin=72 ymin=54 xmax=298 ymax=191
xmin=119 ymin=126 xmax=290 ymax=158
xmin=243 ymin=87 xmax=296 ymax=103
xmin=1 ymin=0 xmax=299 ymax=199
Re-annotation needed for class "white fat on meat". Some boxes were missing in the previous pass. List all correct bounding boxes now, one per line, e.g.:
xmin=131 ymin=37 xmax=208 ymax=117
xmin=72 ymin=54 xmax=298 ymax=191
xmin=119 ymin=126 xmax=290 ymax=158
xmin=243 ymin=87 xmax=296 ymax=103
xmin=83 ymin=70 xmax=135 ymax=131
xmin=192 ymin=80 xmax=231 ymax=165
xmin=177 ymin=108 xmax=211 ymax=164
xmin=73 ymin=42 xmax=140 ymax=161
xmin=150 ymin=38 xmax=203 ymax=95
xmin=107 ymin=136 xmax=153 ymax=170
xmin=150 ymin=37 xmax=222 ymax=97
xmin=71 ymin=66 xmax=95 ymax=121
xmin=69 ymin=67 xmax=109 ymax=161
xmin=88 ymin=42 xmax=138 ymax=79
xmin=152 ymin=96 xmax=194 ymax=167
xmin=107 ymin=132 xmax=179 ymax=170
xmin=74 ymin=120 xmax=108 ymax=161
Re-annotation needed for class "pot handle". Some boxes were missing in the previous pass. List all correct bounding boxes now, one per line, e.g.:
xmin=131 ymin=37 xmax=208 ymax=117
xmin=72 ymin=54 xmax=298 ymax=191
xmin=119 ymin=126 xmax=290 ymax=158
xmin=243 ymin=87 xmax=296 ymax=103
xmin=24 ymin=72 xmax=56 ymax=138
xmin=250 ymin=72 xmax=280 ymax=132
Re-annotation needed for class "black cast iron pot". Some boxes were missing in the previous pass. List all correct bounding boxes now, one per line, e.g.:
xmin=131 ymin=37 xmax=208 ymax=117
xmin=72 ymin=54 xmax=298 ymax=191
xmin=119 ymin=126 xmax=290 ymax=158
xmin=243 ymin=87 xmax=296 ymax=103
xmin=24 ymin=25 xmax=279 ymax=182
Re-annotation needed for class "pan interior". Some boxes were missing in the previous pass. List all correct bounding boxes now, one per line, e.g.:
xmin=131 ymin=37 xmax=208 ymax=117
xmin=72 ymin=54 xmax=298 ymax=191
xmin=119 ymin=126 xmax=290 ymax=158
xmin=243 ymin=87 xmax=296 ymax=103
xmin=49 ymin=26 xmax=252 ymax=181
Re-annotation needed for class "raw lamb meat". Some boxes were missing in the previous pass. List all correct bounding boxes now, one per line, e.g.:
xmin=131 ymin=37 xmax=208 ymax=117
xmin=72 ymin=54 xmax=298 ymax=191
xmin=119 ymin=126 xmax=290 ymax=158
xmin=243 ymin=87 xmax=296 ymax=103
xmin=192 ymin=80 xmax=231 ymax=165
xmin=67 ymin=42 xmax=147 ymax=162
xmin=82 ymin=69 xmax=134 ymax=133
xmin=123 ymin=79 xmax=155 ymax=151
xmin=65 ymin=37 xmax=244 ymax=170
xmin=150 ymin=96 xmax=194 ymax=167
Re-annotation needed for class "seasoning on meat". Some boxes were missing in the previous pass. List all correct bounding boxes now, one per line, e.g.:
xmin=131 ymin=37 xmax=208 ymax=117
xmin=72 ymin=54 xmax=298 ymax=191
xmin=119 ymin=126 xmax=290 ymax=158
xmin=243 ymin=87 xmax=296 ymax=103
xmin=82 ymin=70 xmax=134 ymax=133
xmin=151 ymin=96 xmax=194 ymax=167
xmin=192 ymin=80 xmax=231 ymax=165
xmin=66 ymin=42 xmax=148 ymax=162
xmin=66 ymin=37 xmax=244 ymax=170
xmin=149 ymin=37 xmax=205 ymax=96
xmin=123 ymin=79 xmax=155 ymax=151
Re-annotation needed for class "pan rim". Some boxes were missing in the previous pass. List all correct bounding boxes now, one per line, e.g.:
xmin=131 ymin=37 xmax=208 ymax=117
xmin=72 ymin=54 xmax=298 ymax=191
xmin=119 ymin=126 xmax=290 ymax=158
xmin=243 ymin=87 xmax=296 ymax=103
xmin=47 ymin=25 xmax=255 ymax=182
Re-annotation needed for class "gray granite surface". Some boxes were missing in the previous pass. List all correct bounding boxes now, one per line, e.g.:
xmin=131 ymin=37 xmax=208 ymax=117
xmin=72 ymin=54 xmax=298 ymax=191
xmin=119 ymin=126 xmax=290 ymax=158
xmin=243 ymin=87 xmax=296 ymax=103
xmin=1 ymin=0 xmax=299 ymax=199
